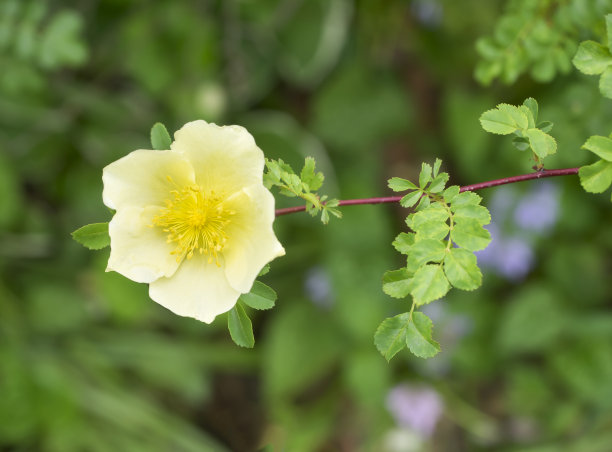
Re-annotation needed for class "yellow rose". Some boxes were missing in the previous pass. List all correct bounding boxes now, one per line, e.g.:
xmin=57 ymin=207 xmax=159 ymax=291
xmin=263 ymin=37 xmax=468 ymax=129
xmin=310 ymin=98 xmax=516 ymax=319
xmin=102 ymin=120 xmax=285 ymax=323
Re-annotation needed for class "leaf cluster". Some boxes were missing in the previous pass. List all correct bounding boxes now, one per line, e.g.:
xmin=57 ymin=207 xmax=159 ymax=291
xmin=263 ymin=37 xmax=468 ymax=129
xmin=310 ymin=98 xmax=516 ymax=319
xmin=573 ymin=14 xmax=612 ymax=99
xmin=264 ymin=157 xmax=341 ymax=224
xmin=376 ymin=160 xmax=491 ymax=360
xmin=480 ymin=98 xmax=556 ymax=168
xmin=227 ymin=280 xmax=277 ymax=348
xmin=579 ymin=133 xmax=612 ymax=197
xmin=474 ymin=0 xmax=579 ymax=85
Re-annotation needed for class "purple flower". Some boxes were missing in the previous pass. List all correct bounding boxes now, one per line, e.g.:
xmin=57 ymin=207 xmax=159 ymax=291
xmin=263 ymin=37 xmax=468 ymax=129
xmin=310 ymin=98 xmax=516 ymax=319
xmin=386 ymin=384 xmax=443 ymax=437
xmin=513 ymin=182 xmax=559 ymax=233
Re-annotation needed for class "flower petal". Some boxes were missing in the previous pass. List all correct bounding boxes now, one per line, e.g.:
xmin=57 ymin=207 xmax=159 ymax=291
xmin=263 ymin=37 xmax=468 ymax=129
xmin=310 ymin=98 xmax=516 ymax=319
xmin=171 ymin=120 xmax=264 ymax=194
xmin=149 ymin=256 xmax=240 ymax=323
xmin=103 ymin=149 xmax=195 ymax=210
xmin=222 ymin=185 xmax=285 ymax=293
xmin=107 ymin=206 xmax=180 ymax=283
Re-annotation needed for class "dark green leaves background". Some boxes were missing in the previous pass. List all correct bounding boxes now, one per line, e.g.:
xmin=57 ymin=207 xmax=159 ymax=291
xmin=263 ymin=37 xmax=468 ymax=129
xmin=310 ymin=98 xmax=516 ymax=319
xmin=3 ymin=0 xmax=612 ymax=451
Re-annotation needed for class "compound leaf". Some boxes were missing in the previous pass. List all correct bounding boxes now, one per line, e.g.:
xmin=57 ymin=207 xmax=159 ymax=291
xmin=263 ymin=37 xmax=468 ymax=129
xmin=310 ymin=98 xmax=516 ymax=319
xmin=406 ymin=312 xmax=440 ymax=358
xmin=410 ymin=264 xmax=450 ymax=306
xmin=444 ymin=248 xmax=482 ymax=291
xmin=383 ymin=268 xmax=413 ymax=299
xmin=374 ymin=313 xmax=410 ymax=361
xmin=451 ymin=218 xmax=491 ymax=251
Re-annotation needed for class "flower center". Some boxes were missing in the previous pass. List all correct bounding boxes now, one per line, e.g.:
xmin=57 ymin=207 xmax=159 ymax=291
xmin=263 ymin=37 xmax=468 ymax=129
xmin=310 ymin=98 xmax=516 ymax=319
xmin=153 ymin=184 xmax=235 ymax=265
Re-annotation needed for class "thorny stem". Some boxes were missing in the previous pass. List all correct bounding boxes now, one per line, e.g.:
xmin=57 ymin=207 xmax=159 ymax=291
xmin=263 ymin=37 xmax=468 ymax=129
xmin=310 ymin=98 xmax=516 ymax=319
xmin=275 ymin=167 xmax=580 ymax=217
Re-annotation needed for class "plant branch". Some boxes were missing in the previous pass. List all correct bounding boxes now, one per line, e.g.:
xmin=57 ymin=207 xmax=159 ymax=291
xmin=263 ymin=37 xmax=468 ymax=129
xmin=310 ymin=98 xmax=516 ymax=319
xmin=275 ymin=167 xmax=580 ymax=217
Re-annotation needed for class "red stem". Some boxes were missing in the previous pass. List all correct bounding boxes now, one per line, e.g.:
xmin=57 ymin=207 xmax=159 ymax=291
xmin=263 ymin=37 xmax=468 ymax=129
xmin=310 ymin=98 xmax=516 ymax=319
xmin=275 ymin=167 xmax=580 ymax=217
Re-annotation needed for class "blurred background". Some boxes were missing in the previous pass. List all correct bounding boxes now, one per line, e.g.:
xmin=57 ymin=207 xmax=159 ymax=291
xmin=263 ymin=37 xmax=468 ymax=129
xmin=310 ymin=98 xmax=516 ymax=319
xmin=2 ymin=0 xmax=612 ymax=451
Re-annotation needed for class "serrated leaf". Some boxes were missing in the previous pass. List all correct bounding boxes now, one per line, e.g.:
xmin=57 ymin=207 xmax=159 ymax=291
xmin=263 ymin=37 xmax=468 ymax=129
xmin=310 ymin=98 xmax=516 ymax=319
xmin=453 ymin=204 xmax=491 ymax=225
xmin=300 ymin=157 xmax=324 ymax=191
xmin=388 ymin=177 xmax=418 ymax=192
xmin=432 ymin=158 xmax=442 ymax=177
xmin=573 ymin=41 xmax=612 ymax=75
xmin=579 ymin=159 xmax=612 ymax=193
xmin=392 ymin=232 xmax=415 ymax=254
xmin=410 ymin=264 xmax=450 ymax=306
xmin=519 ymin=105 xmax=535 ymax=129
xmin=406 ymin=312 xmax=440 ymax=358
xmin=416 ymin=195 xmax=431 ymax=211
xmin=526 ymin=128 xmax=557 ymax=158
xmin=537 ymin=121 xmax=553 ymax=134
xmin=412 ymin=203 xmax=449 ymax=228
xmin=443 ymin=248 xmax=482 ymax=291
xmin=71 ymin=223 xmax=110 ymax=250
xmin=239 ymin=281 xmax=277 ymax=310
xmin=406 ymin=239 xmax=446 ymax=267
xmin=228 ymin=304 xmax=255 ymax=348
xmin=449 ymin=191 xmax=481 ymax=210
xmin=512 ymin=136 xmax=530 ymax=151
xmin=498 ymin=103 xmax=529 ymax=130
xmin=414 ymin=221 xmax=450 ymax=241
xmin=523 ymin=98 xmax=538 ymax=124
xmin=443 ymin=185 xmax=460 ymax=203
xmin=582 ymin=135 xmax=612 ymax=162
xmin=480 ymin=108 xmax=518 ymax=135
xmin=150 ymin=122 xmax=172 ymax=150
xmin=451 ymin=218 xmax=491 ymax=251
xmin=600 ymin=66 xmax=612 ymax=99
xmin=419 ymin=163 xmax=432 ymax=188
xmin=400 ymin=190 xmax=422 ymax=208
xmin=374 ymin=313 xmax=410 ymax=361
xmin=382 ymin=268 xmax=413 ymax=298
xmin=428 ymin=172 xmax=449 ymax=193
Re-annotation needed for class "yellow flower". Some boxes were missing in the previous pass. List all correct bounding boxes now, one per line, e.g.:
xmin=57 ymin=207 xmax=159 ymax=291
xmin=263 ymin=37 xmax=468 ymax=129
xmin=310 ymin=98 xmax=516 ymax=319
xmin=102 ymin=120 xmax=285 ymax=323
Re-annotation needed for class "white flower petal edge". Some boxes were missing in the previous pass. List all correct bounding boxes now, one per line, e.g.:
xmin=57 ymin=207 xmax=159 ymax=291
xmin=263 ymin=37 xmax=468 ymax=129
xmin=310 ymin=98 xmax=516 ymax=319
xmin=107 ymin=206 xmax=180 ymax=283
xmin=149 ymin=256 xmax=241 ymax=324
xmin=103 ymin=149 xmax=195 ymax=211
xmin=223 ymin=185 xmax=285 ymax=293
xmin=171 ymin=120 xmax=264 ymax=193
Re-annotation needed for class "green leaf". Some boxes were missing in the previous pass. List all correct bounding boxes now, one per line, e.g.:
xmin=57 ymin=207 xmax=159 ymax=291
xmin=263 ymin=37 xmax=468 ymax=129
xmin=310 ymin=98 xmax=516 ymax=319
xmin=150 ymin=122 xmax=172 ymax=150
xmin=582 ymin=135 xmax=612 ymax=162
xmin=443 ymin=248 xmax=482 ymax=291
xmin=227 ymin=304 xmax=255 ymax=348
xmin=497 ymin=103 xmax=528 ymax=130
xmin=453 ymin=204 xmax=491 ymax=225
xmin=579 ymin=159 xmax=612 ymax=193
xmin=388 ymin=177 xmax=417 ymax=192
xmin=382 ymin=268 xmax=413 ymax=299
xmin=400 ymin=190 xmax=422 ymax=208
xmin=374 ymin=313 xmax=410 ymax=361
xmin=428 ymin=172 xmax=449 ymax=193
xmin=419 ymin=163 xmax=433 ymax=188
xmin=572 ymin=41 xmax=612 ymax=75
xmin=479 ymin=108 xmax=519 ymax=135
xmin=600 ymin=66 xmax=612 ymax=99
xmin=406 ymin=239 xmax=446 ymax=267
xmin=239 ymin=281 xmax=277 ymax=310
xmin=523 ymin=98 xmax=538 ymax=124
xmin=414 ymin=220 xmax=450 ymax=241
xmin=412 ymin=203 xmax=449 ymax=228
xmin=410 ymin=264 xmax=450 ymax=306
xmin=526 ymin=128 xmax=557 ymax=158
xmin=451 ymin=218 xmax=491 ymax=251
xmin=258 ymin=264 xmax=270 ymax=277
xmin=537 ymin=121 xmax=553 ymax=134
xmin=607 ymin=14 xmax=612 ymax=53
xmin=512 ymin=136 xmax=530 ymax=151
xmin=449 ymin=191 xmax=481 ymax=210
xmin=432 ymin=158 xmax=442 ymax=177
xmin=443 ymin=185 xmax=460 ymax=203
xmin=300 ymin=157 xmax=324 ymax=191
xmin=406 ymin=312 xmax=440 ymax=358
xmin=392 ymin=232 xmax=415 ymax=254
xmin=71 ymin=223 xmax=110 ymax=250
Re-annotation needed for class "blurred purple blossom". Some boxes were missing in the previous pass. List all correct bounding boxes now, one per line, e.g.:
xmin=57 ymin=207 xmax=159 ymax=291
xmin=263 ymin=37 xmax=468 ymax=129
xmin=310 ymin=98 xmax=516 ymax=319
xmin=476 ymin=223 xmax=534 ymax=281
xmin=304 ymin=266 xmax=334 ymax=308
xmin=513 ymin=182 xmax=559 ymax=233
xmin=386 ymin=384 xmax=443 ymax=437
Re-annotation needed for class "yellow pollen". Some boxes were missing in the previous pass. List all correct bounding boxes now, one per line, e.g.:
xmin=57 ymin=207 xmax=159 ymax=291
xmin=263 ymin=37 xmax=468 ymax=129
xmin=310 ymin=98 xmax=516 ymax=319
xmin=152 ymin=184 xmax=234 ymax=265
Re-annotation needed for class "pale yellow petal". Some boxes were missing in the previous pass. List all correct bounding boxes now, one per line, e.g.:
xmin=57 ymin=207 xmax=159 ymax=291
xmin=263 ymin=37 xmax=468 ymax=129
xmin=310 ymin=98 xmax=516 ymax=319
xmin=170 ymin=120 xmax=264 ymax=194
xmin=222 ymin=185 xmax=285 ymax=293
xmin=103 ymin=149 xmax=195 ymax=210
xmin=149 ymin=256 xmax=240 ymax=323
xmin=107 ymin=206 xmax=180 ymax=283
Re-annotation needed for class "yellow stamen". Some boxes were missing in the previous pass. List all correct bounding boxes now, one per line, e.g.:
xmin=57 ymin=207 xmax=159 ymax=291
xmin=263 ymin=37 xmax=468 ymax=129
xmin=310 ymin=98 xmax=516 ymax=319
xmin=152 ymin=184 xmax=234 ymax=265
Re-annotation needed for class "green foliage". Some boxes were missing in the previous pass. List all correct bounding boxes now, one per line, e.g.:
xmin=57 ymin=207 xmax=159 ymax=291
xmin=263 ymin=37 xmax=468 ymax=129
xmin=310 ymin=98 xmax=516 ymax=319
xmin=71 ymin=223 xmax=110 ymax=250
xmin=573 ymin=15 xmax=612 ymax=98
xmin=239 ymin=281 xmax=277 ymax=310
xmin=264 ymin=157 xmax=341 ymax=223
xmin=379 ymin=159 xmax=490 ymax=360
xmin=150 ymin=122 xmax=172 ymax=150
xmin=480 ymin=98 xmax=556 ymax=167
xmin=474 ymin=0 xmax=612 ymax=85
xmin=227 ymin=303 xmax=255 ymax=348
xmin=580 ymin=131 xmax=612 ymax=196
